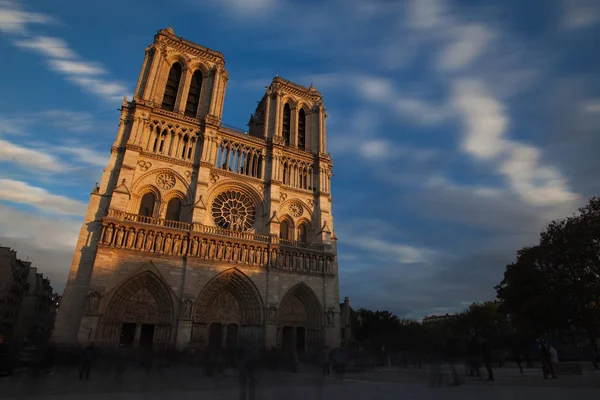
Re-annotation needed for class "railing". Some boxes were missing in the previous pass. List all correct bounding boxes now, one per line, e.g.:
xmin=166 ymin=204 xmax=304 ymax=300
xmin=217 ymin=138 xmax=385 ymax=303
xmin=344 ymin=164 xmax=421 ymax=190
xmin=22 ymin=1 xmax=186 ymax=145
xmin=105 ymin=209 xmax=331 ymax=251
xmin=220 ymin=123 xmax=248 ymax=135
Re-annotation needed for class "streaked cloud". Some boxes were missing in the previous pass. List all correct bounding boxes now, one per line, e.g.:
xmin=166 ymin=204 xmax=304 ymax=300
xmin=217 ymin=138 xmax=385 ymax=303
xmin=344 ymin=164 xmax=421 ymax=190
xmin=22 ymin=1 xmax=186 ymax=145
xmin=0 ymin=138 xmax=66 ymax=172
xmin=0 ymin=179 xmax=87 ymax=215
xmin=1 ymin=1 xmax=127 ymax=103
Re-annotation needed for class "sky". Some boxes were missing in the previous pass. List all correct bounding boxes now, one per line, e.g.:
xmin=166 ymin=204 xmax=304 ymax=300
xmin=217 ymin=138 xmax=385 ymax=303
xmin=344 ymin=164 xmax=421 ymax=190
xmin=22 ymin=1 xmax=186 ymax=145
xmin=0 ymin=0 xmax=599 ymax=320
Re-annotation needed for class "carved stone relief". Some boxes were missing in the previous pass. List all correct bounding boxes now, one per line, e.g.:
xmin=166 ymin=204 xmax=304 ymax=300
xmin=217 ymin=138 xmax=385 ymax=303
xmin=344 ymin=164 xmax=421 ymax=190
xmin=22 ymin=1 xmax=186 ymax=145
xmin=156 ymin=172 xmax=176 ymax=190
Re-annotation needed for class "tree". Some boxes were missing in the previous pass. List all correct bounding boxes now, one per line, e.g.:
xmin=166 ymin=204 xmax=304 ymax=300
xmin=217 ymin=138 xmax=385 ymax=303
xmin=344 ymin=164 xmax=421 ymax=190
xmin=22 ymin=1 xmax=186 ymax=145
xmin=496 ymin=197 xmax=600 ymax=353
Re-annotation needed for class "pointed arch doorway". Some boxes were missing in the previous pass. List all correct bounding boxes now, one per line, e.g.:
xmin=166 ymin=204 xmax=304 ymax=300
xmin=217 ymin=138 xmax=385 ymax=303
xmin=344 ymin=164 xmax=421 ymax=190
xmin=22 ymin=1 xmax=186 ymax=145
xmin=98 ymin=270 xmax=175 ymax=350
xmin=191 ymin=269 xmax=264 ymax=351
xmin=278 ymin=283 xmax=323 ymax=357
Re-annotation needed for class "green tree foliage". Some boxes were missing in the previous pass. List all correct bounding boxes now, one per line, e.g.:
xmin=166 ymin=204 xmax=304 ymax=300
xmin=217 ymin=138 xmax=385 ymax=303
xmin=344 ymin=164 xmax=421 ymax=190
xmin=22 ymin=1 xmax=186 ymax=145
xmin=496 ymin=197 xmax=600 ymax=349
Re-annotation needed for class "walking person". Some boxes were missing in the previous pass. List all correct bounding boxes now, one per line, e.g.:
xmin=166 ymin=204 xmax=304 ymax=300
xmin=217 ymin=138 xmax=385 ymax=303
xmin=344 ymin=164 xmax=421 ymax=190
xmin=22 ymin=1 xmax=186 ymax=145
xmin=79 ymin=342 xmax=95 ymax=380
xmin=445 ymin=335 xmax=460 ymax=386
xmin=238 ymin=340 xmax=260 ymax=400
xmin=481 ymin=338 xmax=494 ymax=381
xmin=549 ymin=345 xmax=559 ymax=379
xmin=320 ymin=346 xmax=331 ymax=377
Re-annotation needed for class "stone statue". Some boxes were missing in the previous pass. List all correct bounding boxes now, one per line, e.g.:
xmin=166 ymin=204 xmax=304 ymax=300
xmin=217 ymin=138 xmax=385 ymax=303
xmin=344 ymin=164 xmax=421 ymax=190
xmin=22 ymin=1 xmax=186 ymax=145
xmin=155 ymin=233 xmax=164 ymax=253
xmin=164 ymin=235 xmax=173 ymax=254
xmin=181 ymin=236 xmax=189 ymax=256
xmin=326 ymin=309 xmax=334 ymax=326
xmin=209 ymin=242 xmax=216 ymax=258
xmin=145 ymin=232 xmax=154 ymax=251
xmin=86 ymin=292 xmax=101 ymax=314
xmin=173 ymin=236 xmax=181 ymax=255
xmin=225 ymin=244 xmax=232 ymax=261
xmin=241 ymin=246 xmax=247 ymax=263
xmin=233 ymin=245 xmax=240 ymax=262
xmin=136 ymin=231 xmax=145 ymax=249
xmin=200 ymin=240 xmax=207 ymax=258
xmin=182 ymin=298 xmax=193 ymax=319
xmin=115 ymin=227 xmax=124 ymax=247
xmin=268 ymin=305 xmax=277 ymax=324
xmin=126 ymin=229 xmax=135 ymax=248
xmin=216 ymin=242 xmax=224 ymax=260
xmin=248 ymin=247 xmax=255 ymax=264
xmin=191 ymin=238 xmax=198 ymax=256
xmin=103 ymin=224 xmax=114 ymax=244
xmin=267 ymin=249 xmax=274 ymax=267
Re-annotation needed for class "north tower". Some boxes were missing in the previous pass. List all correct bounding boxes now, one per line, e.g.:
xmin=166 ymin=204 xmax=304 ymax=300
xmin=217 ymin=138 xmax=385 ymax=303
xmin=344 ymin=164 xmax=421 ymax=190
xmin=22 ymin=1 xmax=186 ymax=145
xmin=53 ymin=27 xmax=339 ymax=354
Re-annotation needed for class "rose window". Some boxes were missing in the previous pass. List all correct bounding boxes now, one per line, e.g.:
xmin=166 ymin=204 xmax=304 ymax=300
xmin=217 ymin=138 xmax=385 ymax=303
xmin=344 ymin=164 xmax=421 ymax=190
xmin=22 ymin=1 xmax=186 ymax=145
xmin=211 ymin=190 xmax=256 ymax=231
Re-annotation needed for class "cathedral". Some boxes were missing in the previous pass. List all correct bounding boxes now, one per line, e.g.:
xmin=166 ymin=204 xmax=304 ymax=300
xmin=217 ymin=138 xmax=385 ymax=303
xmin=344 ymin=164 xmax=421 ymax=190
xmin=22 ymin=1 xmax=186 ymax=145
xmin=52 ymin=27 xmax=341 ymax=354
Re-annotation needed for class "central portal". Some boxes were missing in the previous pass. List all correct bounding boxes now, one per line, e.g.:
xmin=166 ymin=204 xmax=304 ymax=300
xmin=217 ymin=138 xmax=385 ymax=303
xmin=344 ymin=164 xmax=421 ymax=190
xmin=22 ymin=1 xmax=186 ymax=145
xmin=191 ymin=269 xmax=264 ymax=349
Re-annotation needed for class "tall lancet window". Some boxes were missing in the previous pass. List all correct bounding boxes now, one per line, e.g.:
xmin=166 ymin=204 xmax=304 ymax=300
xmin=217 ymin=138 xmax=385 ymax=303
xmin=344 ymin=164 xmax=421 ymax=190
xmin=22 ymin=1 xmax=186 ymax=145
xmin=185 ymin=70 xmax=202 ymax=117
xmin=161 ymin=62 xmax=182 ymax=111
xmin=282 ymin=103 xmax=291 ymax=145
xmin=298 ymin=108 xmax=306 ymax=150
xmin=139 ymin=193 xmax=156 ymax=217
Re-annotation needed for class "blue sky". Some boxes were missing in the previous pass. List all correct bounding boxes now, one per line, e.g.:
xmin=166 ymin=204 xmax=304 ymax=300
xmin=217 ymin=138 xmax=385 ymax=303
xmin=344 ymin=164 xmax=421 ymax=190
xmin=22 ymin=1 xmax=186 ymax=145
xmin=1 ymin=0 xmax=599 ymax=319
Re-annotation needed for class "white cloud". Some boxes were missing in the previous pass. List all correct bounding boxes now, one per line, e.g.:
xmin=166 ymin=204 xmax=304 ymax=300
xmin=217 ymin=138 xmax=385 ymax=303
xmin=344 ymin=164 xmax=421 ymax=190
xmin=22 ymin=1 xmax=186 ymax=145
xmin=408 ymin=0 xmax=447 ymax=30
xmin=0 ymin=179 xmax=87 ymax=215
xmin=68 ymin=76 xmax=128 ymax=103
xmin=451 ymin=79 xmax=579 ymax=207
xmin=54 ymin=146 xmax=109 ymax=168
xmin=360 ymin=140 xmax=391 ymax=160
xmin=0 ymin=0 xmax=51 ymax=34
xmin=563 ymin=0 xmax=600 ymax=29
xmin=48 ymin=59 xmax=105 ymax=76
xmin=0 ymin=203 xmax=80 ymax=251
xmin=14 ymin=36 xmax=76 ymax=59
xmin=1 ymin=1 xmax=128 ymax=103
xmin=582 ymin=99 xmax=600 ymax=113
xmin=437 ymin=24 xmax=494 ymax=71
xmin=0 ymin=138 xmax=66 ymax=172
xmin=452 ymin=79 xmax=507 ymax=160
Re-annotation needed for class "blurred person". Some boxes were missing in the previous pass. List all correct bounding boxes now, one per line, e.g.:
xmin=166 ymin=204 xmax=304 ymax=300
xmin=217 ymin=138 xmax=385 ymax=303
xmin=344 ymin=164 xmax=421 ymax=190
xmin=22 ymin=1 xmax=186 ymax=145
xmin=539 ymin=341 xmax=557 ymax=379
xmin=466 ymin=335 xmax=480 ymax=378
xmin=428 ymin=344 xmax=443 ymax=388
xmin=445 ymin=335 xmax=460 ymax=386
xmin=334 ymin=346 xmax=347 ymax=383
xmin=238 ymin=340 xmax=260 ymax=400
xmin=549 ymin=345 xmax=559 ymax=378
xmin=481 ymin=338 xmax=494 ymax=381
xmin=320 ymin=345 xmax=331 ymax=377
xmin=79 ymin=342 xmax=95 ymax=380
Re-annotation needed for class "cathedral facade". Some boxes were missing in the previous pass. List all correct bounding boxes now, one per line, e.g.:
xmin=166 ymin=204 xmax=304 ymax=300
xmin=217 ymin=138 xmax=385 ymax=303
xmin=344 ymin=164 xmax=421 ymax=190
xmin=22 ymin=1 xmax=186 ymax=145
xmin=52 ymin=27 xmax=340 ymax=354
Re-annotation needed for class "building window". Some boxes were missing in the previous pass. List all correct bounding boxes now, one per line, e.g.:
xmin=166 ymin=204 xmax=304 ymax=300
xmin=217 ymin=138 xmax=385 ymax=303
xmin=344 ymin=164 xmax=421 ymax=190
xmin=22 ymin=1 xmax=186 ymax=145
xmin=185 ymin=70 xmax=202 ymax=117
xmin=298 ymin=108 xmax=306 ymax=150
xmin=282 ymin=103 xmax=291 ymax=145
xmin=161 ymin=62 xmax=182 ymax=112
xmin=280 ymin=220 xmax=290 ymax=240
xmin=298 ymin=224 xmax=308 ymax=243
xmin=139 ymin=193 xmax=156 ymax=217
xmin=165 ymin=198 xmax=182 ymax=221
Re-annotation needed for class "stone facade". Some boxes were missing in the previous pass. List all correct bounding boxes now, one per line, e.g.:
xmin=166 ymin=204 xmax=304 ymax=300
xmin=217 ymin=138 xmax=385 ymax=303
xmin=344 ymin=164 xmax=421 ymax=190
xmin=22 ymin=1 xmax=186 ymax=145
xmin=0 ymin=246 xmax=30 ymax=342
xmin=52 ymin=27 xmax=340 ymax=355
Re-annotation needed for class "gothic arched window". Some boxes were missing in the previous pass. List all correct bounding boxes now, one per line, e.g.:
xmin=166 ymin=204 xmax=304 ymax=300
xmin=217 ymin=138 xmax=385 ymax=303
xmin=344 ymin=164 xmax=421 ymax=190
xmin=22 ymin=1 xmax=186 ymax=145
xmin=298 ymin=108 xmax=306 ymax=150
xmin=185 ymin=70 xmax=203 ymax=117
xmin=161 ymin=62 xmax=182 ymax=112
xmin=282 ymin=103 xmax=291 ymax=145
xmin=298 ymin=223 xmax=308 ymax=243
xmin=139 ymin=193 xmax=156 ymax=217
xmin=165 ymin=197 xmax=182 ymax=221
xmin=280 ymin=220 xmax=290 ymax=240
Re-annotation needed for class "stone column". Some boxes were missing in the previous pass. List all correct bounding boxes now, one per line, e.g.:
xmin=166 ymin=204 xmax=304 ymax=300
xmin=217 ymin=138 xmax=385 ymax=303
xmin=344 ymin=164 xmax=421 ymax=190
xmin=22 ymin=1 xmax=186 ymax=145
xmin=263 ymin=93 xmax=271 ymax=138
xmin=175 ymin=67 xmax=193 ymax=114
xmin=209 ymin=66 xmax=221 ymax=116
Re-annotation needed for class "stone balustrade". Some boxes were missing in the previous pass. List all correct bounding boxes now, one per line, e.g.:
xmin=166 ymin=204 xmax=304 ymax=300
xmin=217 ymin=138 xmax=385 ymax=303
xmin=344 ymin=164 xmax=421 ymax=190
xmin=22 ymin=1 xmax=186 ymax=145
xmin=100 ymin=210 xmax=335 ymax=275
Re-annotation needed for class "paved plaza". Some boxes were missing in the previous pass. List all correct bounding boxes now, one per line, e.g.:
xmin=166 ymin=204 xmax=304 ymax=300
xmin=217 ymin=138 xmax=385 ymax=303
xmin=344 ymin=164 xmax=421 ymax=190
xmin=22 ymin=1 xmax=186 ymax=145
xmin=1 ymin=365 xmax=599 ymax=400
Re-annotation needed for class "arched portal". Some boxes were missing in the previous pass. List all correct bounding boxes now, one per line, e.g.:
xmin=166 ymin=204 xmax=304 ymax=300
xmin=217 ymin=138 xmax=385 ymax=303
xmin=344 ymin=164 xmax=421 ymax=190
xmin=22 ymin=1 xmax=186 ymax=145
xmin=278 ymin=283 xmax=322 ymax=356
xmin=191 ymin=269 xmax=263 ymax=350
xmin=99 ymin=270 xmax=174 ymax=350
